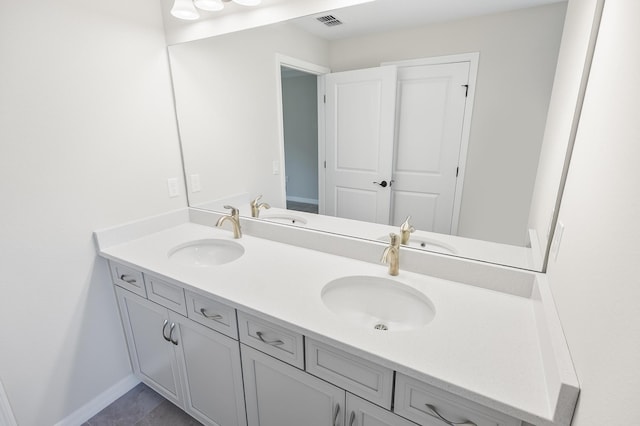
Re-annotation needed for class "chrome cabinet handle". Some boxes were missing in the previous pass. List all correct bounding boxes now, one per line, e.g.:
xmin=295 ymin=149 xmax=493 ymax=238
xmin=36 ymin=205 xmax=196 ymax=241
xmin=119 ymin=274 xmax=136 ymax=284
xmin=256 ymin=331 xmax=284 ymax=346
xmin=200 ymin=308 xmax=223 ymax=320
xmin=333 ymin=404 xmax=341 ymax=426
xmin=169 ymin=323 xmax=178 ymax=346
xmin=162 ymin=319 xmax=171 ymax=342
xmin=425 ymin=404 xmax=477 ymax=426
xmin=349 ymin=411 xmax=356 ymax=426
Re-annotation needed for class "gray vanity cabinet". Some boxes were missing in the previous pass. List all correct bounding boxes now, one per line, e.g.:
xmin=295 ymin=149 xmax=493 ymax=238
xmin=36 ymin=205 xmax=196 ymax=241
xmin=115 ymin=286 xmax=184 ymax=407
xmin=241 ymin=344 xmax=345 ymax=426
xmin=172 ymin=313 xmax=246 ymax=426
xmin=115 ymin=286 xmax=247 ymax=426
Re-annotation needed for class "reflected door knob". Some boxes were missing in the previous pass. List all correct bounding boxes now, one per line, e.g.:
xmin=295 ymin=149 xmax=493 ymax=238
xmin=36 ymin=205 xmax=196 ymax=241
xmin=373 ymin=180 xmax=388 ymax=188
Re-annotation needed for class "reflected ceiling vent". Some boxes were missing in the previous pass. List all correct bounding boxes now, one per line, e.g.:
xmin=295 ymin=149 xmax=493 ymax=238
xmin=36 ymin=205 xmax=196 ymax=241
xmin=316 ymin=15 xmax=343 ymax=27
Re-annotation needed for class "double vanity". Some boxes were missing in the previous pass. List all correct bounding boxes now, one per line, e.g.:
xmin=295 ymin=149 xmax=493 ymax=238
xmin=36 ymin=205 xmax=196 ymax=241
xmin=94 ymin=208 xmax=578 ymax=426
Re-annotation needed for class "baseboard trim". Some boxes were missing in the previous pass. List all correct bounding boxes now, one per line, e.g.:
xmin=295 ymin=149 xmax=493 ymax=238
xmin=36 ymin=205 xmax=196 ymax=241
xmin=0 ymin=379 xmax=17 ymax=426
xmin=54 ymin=374 xmax=140 ymax=426
xmin=286 ymin=196 xmax=319 ymax=205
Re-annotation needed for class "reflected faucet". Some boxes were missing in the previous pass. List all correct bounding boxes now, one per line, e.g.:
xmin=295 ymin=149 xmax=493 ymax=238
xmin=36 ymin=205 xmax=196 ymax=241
xmin=400 ymin=216 xmax=416 ymax=245
xmin=381 ymin=233 xmax=400 ymax=276
xmin=216 ymin=205 xmax=242 ymax=239
xmin=250 ymin=195 xmax=271 ymax=218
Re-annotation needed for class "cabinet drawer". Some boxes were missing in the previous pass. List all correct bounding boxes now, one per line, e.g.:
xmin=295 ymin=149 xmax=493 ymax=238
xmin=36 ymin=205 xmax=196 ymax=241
xmin=144 ymin=274 xmax=186 ymax=315
xmin=185 ymin=291 xmax=238 ymax=339
xmin=110 ymin=261 xmax=146 ymax=297
xmin=394 ymin=373 xmax=521 ymax=426
xmin=237 ymin=312 xmax=304 ymax=369
xmin=347 ymin=393 xmax=418 ymax=426
xmin=306 ymin=339 xmax=393 ymax=410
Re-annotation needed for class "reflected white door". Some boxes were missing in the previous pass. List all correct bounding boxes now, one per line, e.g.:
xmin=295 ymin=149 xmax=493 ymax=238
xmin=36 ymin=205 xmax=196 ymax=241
xmin=324 ymin=66 xmax=397 ymax=224
xmin=391 ymin=62 xmax=470 ymax=233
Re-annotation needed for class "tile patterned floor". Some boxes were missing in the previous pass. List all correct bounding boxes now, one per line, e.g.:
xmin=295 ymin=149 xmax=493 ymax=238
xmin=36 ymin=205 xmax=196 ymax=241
xmin=83 ymin=383 xmax=201 ymax=426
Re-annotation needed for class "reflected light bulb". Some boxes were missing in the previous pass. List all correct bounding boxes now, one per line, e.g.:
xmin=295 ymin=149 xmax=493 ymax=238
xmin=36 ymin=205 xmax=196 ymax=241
xmin=171 ymin=0 xmax=200 ymax=20
xmin=232 ymin=0 xmax=261 ymax=6
xmin=194 ymin=0 xmax=224 ymax=11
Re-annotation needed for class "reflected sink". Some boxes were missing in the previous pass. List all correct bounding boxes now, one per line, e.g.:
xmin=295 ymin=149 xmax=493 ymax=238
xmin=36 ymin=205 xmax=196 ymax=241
xmin=168 ymin=239 xmax=244 ymax=267
xmin=378 ymin=235 xmax=457 ymax=255
xmin=261 ymin=214 xmax=308 ymax=226
xmin=321 ymin=276 xmax=435 ymax=331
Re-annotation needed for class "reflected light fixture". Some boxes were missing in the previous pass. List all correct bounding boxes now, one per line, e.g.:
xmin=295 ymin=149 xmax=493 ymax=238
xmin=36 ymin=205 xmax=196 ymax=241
xmin=193 ymin=0 xmax=224 ymax=11
xmin=171 ymin=0 xmax=200 ymax=20
xmin=171 ymin=0 xmax=262 ymax=20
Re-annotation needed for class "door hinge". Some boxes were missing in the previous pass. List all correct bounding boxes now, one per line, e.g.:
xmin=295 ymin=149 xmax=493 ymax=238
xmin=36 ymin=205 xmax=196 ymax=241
xmin=462 ymin=84 xmax=469 ymax=97
xmin=456 ymin=167 xmax=459 ymax=177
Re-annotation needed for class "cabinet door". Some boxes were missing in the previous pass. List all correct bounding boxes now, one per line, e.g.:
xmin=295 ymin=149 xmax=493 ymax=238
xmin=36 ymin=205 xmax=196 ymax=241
xmin=346 ymin=393 xmax=418 ymax=426
xmin=115 ymin=287 xmax=184 ymax=407
xmin=242 ymin=344 xmax=345 ymax=426
xmin=170 ymin=312 xmax=247 ymax=426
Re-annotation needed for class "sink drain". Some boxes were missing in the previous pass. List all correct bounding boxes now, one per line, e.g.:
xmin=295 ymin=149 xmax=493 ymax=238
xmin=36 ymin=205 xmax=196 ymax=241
xmin=373 ymin=323 xmax=388 ymax=331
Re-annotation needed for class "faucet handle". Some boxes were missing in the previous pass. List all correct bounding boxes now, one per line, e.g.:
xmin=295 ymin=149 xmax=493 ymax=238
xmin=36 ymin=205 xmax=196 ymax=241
xmin=401 ymin=216 xmax=415 ymax=232
xmin=250 ymin=195 xmax=262 ymax=207
xmin=222 ymin=205 xmax=239 ymax=217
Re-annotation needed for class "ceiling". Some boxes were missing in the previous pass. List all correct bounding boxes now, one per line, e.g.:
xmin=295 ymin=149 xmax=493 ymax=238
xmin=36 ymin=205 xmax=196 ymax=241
xmin=291 ymin=0 xmax=568 ymax=40
xmin=161 ymin=0 xmax=567 ymax=44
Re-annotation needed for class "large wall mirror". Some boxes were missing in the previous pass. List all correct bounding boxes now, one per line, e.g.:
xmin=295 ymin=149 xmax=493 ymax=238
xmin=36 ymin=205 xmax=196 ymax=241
xmin=166 ymin=0 xmax=576 ymax=272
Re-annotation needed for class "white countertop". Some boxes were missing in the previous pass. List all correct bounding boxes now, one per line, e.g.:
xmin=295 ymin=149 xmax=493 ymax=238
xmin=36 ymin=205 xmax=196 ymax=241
xmin=96 ymin=216 xmax=577 ymax=425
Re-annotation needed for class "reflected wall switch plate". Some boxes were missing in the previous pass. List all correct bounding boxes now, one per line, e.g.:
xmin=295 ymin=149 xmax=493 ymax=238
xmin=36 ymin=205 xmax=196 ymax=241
xmin=272 ymin=160 xmax=280 ymax=175
xmin=550 ymin=221 xmax=565 ymax=261
xmin=167 ymin=178 xmax=180 ymax=198
xmin=190 ymin=174 xmax=201 ymax=192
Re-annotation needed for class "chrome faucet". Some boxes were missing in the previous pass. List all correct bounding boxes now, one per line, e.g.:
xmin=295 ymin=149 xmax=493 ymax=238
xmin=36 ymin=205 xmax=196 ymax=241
xmin=216 ymin=205 xmax=242 ymax=238
xmin=381 ymin=233 xmax=400 ymax=276
xmin=400 ymin=216 xmax=415 ymax=245
xmin=250 ymin=195 xmax=271 ymax=218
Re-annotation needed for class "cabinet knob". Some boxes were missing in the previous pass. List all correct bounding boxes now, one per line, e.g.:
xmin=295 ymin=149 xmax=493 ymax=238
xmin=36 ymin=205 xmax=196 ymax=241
xmin=349 ymin=411 xmax=356 ymax=426
xmin=425 ymin=404 xmax=477 ymax=426
xmin=169 ymin=322 xmax=178 ymax=346
xmin=162 ymin=319 xmax=171 ymax=342
xmin=256 ymin=331 xmax=284 ymax=346
xmin=200 ymin=308 xmax=223 ymax=320
xmin=119 ymin=274 xmax=137 ymax=284
xmin=333 ymin=403 xmax=341 ymax=426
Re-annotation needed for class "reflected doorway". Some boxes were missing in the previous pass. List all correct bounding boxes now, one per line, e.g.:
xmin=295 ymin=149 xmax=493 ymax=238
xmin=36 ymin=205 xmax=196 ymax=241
xmin=280 ymin=66 xmax=320 ymax=214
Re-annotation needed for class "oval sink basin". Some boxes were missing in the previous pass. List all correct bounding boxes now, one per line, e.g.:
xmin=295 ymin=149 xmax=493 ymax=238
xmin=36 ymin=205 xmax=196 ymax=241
xmin=378 ymin=235 xmax=457 ymax=255
xmin=168 ymin=239 xmax=244 ymax=267
xmin=261 ymin=214 xmax=308 ymax=226
xmin=321 ymin=276 xmax=435 ymax=331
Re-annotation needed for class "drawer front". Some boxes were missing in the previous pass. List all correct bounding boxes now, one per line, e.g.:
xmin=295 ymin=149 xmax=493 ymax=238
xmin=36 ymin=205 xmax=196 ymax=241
xmin=185 ymin=290 xmax=238 ymax=339
xmin=394 ymin=373 xmax=521 ymax=426
xmin=144 ymin=274 xmax=187 ymax=315
xmin=347 ymin=393 xmax=418 ymax=426
xmin=110 ymin=261 xmax=146 ymax=297
xmin=306 ymin=339 xmax=393 ymax=410
xmin=237 ymin=311 xmax=304 ymax=369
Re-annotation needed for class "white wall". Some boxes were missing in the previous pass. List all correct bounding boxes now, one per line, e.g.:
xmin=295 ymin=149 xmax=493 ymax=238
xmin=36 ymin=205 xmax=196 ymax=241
xmin=528 ymin=0 xmax=603 ymax=263
xmin=329 ymin=4 xmax=566 ymax=245
xmin=282 ymin=73 xmax=319 ymax=203
xmin=169 ymin=22 xmax=329 ymax=208
xmin=546 ymin=0 xmax=640 ymax=424
xmin=0 ymin=1 xmax=186 ymax=425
